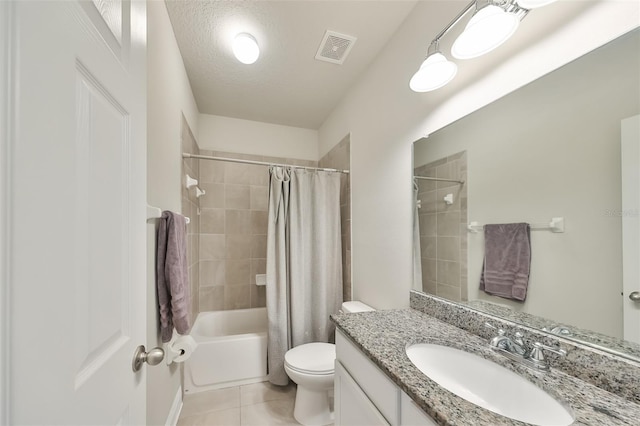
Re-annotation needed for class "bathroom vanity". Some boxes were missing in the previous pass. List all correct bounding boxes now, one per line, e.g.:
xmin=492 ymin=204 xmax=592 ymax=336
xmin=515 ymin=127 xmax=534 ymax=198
xmin=332 ymin=305 xmax=640 ymax=425
xmin=335 ymin=329 xmax=436 ymax=425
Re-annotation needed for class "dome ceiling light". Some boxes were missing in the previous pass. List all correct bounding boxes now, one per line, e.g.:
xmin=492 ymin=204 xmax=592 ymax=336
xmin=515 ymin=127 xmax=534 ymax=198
xmin=233 ymin=33 xmax=260 ymax=65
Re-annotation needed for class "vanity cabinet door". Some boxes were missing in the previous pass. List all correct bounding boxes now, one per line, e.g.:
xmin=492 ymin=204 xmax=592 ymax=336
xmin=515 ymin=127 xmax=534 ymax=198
xmin=335 ymin=361 xmax=390 ymax=426
xmin=400 ymin=392 xmax=438 ymax=426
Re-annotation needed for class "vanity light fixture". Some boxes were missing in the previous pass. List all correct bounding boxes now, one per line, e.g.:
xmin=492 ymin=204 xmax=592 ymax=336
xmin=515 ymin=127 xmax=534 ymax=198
xmin=233 ymin=33 xmax=260 ymax=64
xmin=409 ymin=0 xmax=557 ymax=92
xmin=409 ymin=41 xmax=458 ymax=92
xmin=451 ymin=2 xmax=521 ymax=59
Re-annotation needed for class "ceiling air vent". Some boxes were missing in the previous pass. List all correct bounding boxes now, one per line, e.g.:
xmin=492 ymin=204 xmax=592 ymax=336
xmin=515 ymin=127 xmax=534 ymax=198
xmin=315 ymin=30 xmax=357 ymax=65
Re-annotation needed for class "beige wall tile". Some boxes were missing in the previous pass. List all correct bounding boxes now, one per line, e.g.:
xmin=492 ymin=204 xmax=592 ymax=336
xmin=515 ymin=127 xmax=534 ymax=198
xmin=225 ymin=210 xmax=251 ymax=235
xmin=225 ymin=184 xmax=250 ymax=209
xmin=226 ymin=235 xmax=252 ymax=259
xmin=437 ymin=237 xmax=460 ymax=262
xmin=422 ymin=258 xmax=437 ymax=282
xmin=437 ymin=260 xmax=460 ymax=287
xmin=224 ymin=163 xmax=251 ymax=184
xmin=225 ymin=259 xmax=250 ymax=285
xmin=200 ymin=234 xmax=226 ymax=260
xmin=250 ymin=259 xmax=266 ymax=285
xmin=250 ymin=284 xmax=266 ymax=308
xmin=199 ymin=183 xmax=225 ymax=209
xmin=200 ymin=260 xmax=225 ymax=287
xmin=248 ymin=165 xmax=269 ymax=186
xmin=200 ymin=161 xmax=225 ymax=183
xmin=421 ymin=236 xmax=437 ymax=259
xmin=251 ymin=211 xmax=268 ymax=235
xmin=199 ymin=286 xmax=225 ymax=311
xmin=250 ymin=186 xmax=268 ymax=211
xmin=437 ymin=282 xmax=462 ymax=302
xmin=200 ymin=208 xmax=225 ymax=234
xmin=419 ymin=213 xmax=437 ymax=237
xmin=224 ymin=285 xmax=251 ymax=309
xmin=250 ymin=235 xmax=267 ymax=259
xmin=437 ymin=211 xmax=461 ymax=237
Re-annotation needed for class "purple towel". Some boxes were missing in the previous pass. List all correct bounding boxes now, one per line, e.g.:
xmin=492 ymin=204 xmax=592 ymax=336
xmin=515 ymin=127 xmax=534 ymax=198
xmin=156 ymin=211 xmax=191 ymax=343
xmin=480 ymin=223 xmax=531 ymax=301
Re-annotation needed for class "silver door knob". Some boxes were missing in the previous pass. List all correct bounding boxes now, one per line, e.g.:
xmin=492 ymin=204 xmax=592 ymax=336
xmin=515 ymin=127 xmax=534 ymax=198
xmin=132 ymin=345 xmax=165 ymax=372
xmin=630 ymin=291 xmax=640 ymax=302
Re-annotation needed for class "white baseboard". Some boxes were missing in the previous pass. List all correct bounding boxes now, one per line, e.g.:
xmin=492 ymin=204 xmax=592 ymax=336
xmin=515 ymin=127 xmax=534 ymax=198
xmin=164 ymin=386 xmax=183 ymax=426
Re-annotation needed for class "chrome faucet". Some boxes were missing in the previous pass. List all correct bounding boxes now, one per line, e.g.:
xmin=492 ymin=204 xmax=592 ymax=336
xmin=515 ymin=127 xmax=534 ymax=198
xmin=485 ymin=322 xmax=567 ymax=371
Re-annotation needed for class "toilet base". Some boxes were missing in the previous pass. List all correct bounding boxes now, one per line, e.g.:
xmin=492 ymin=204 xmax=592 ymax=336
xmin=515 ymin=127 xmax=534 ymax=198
xmin=293 ymin=385 xmax=334 ymax=426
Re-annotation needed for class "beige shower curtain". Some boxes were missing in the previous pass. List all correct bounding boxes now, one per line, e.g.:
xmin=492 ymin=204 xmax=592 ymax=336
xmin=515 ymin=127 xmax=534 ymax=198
xmin=266 ymin=166 xmax=343 ymax=386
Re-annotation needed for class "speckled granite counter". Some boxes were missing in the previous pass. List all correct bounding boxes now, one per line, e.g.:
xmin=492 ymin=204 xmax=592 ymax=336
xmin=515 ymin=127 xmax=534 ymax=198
xmin=332 ymin=309 xmax=640 ymax=426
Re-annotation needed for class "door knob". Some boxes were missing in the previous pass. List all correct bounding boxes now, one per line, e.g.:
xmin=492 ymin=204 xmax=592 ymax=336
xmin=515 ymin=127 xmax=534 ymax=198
xmin=132 ymin=345 xmax=165 ymax=372
xmin=630 ymin=291 xmax=640 ymax=302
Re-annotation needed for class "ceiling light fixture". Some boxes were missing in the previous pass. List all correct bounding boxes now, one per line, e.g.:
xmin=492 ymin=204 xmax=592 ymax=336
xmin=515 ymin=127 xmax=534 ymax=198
xmin=233 ymin=33 xmax=260 ymax=65
xmin=409 ymin=0 xmax=557 ymax=92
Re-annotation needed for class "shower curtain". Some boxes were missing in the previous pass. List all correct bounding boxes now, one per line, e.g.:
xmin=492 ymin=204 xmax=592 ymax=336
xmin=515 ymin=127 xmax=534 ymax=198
xmin=266 ymin=166 xmax=343 ymax=386
xmin=413 ymin=181 xmax=423 ymax=290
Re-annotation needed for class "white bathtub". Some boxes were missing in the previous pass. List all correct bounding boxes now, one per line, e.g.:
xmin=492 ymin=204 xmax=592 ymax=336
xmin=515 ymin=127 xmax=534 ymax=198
xmin=184 ymin=308 xmax=268 ymax=393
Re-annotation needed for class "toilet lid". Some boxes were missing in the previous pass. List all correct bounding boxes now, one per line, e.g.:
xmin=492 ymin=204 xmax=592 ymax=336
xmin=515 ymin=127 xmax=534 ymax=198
xmin=285 ymin=343 xmax=335 ymax=374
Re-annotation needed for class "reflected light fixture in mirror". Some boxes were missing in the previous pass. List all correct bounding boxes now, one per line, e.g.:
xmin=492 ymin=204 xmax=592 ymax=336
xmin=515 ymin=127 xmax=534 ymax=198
xmin=409 ymin=0 xmax=557 ymax=92
xmin=233 ymin=33 xmax=260 ymax=64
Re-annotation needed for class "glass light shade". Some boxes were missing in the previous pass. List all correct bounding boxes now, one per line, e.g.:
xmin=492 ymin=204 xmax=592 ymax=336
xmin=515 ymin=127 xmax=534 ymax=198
xmin=409 ymin=52 xmax=458 ymax=92
xmin=451 ymin=5 xmax=520 ymax=59
xmin=517 ymin=0 xmax=557 ymax=9
xmin=233 ymin=33 xmax=260 ymax=64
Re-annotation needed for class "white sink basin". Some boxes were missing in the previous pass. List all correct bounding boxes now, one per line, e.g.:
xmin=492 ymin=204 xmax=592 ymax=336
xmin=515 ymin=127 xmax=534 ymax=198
xmin=406 ymin=343 xmax=574 ymax=426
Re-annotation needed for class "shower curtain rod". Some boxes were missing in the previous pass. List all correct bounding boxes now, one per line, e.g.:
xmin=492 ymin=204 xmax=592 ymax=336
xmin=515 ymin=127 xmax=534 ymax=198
xmin=414 ymin=175 xmax=465 ymax=185
xmin=183 ymin=153 xmax=350 ymax=174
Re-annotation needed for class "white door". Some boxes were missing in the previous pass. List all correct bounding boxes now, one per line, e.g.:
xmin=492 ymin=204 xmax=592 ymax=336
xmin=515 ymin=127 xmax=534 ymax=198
xmin=7 ymin=0 xmax=147 ymax=424
xmin=622 ymin=114 xmax=640 ymax=344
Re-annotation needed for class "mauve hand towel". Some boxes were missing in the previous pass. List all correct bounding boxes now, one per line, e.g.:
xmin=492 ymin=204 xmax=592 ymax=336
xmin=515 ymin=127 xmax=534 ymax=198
xmin=156 ymin=211 xmax=191 ymax=343
xmin=480 ymin=223 xmax=531 ymax=301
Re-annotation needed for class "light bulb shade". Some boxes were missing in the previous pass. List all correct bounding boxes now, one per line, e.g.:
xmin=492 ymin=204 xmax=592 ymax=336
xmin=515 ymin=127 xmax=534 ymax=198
xmin=409 ymin=52 xmax=458 ymax=92
xmin=516 ymin=0 xmax=556 ymax=9
xmin=451 ymin=5 xmax=520 ymax=59
xmin=233 ymin=33 xmax=260 ymax=64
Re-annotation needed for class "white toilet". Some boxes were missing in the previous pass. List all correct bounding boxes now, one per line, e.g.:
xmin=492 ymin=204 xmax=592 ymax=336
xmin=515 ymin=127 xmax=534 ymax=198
xmin=284 ymin=301 xmax=375 ymax=426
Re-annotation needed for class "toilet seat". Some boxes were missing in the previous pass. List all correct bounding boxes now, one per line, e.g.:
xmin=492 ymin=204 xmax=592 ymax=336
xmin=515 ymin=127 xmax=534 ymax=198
xmin=284 ymin=342 xmax=335 ymax=375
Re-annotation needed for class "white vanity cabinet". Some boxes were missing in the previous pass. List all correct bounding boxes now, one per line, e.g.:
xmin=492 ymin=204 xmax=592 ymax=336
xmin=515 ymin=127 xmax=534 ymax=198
xmin=335 ymin=330 xmax=438 ymax=426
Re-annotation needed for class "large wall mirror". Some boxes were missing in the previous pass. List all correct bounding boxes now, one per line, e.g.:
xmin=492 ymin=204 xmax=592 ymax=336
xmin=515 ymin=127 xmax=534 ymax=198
xmin=412 ymin=28 xmax=640 ymax=361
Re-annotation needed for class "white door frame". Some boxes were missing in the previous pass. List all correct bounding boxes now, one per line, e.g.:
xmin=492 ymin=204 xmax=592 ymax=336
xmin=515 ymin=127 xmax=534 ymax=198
xmin=0 ymin=1 xmax=13 ymax=423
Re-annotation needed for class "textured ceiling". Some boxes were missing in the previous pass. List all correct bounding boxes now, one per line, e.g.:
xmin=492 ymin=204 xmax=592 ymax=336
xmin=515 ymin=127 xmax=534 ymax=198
xmin=165 ymin=0 xmax=418 ymax=129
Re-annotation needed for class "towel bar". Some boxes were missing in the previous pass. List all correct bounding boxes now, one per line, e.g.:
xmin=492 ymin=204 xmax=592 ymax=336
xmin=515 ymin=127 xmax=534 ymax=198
xmin=468 ymin=217 xmax=564 ymax=233
xmin=146 ymin=205 xmax=191 ymax=224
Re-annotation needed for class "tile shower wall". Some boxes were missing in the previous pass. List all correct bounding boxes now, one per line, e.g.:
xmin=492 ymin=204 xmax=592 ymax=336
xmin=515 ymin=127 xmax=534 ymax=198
xmin=181 ymin=117 xmax=201 ymax=318
xmin=414 ymin=151 xmax=467 ymax=302
xmin=319 ymin=135 xmax=352 ymax=302
xmin=197 ymin=151 xmax=317 ymax=311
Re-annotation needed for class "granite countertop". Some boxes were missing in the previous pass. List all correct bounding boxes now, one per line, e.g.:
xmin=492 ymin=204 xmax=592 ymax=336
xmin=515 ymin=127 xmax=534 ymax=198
xmin=331 ymin=308 xmax=640 ymax=426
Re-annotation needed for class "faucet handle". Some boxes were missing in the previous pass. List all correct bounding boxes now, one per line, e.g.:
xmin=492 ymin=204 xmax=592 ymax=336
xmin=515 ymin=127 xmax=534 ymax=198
xmin=484 ymin=322 xmax=505 ymax=336
xmin=513 ymin=331 xmax=525 ymax=346
xmin=529 ymin=342 xmax=567 ymax=362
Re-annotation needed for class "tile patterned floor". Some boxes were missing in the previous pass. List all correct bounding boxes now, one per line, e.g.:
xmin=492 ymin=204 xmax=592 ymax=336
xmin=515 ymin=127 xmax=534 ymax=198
xmin=177 ymin=382 xmax=300 ymax=426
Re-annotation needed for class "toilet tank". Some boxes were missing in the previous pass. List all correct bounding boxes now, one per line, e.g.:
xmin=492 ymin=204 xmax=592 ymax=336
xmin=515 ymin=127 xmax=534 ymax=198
xmin=341 ymin=301 xmax=375 ymax=313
